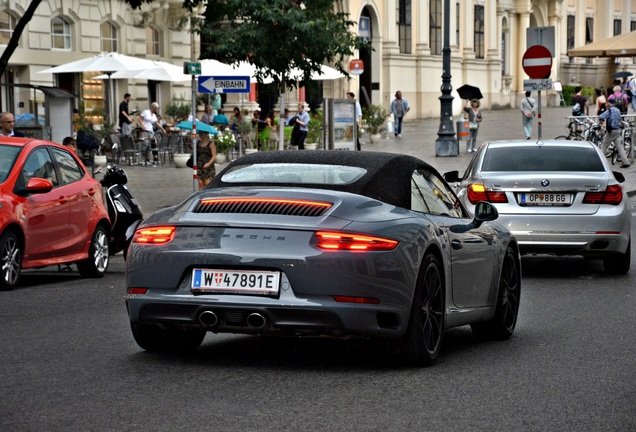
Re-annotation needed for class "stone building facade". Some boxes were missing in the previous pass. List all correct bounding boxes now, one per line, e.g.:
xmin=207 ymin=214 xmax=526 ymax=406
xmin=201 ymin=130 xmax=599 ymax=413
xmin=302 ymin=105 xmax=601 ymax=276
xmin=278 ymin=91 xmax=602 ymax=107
xmin=1 ymin=0 xmax=635 ymax=124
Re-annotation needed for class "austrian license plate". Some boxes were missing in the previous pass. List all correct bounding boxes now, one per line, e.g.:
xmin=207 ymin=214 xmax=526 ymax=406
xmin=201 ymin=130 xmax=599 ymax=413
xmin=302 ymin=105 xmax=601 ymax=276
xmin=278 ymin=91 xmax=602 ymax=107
xmin=191 ymin=269 xmax=280 ymax=295
xmin=519 ymin=193 xmax=572 ymax=206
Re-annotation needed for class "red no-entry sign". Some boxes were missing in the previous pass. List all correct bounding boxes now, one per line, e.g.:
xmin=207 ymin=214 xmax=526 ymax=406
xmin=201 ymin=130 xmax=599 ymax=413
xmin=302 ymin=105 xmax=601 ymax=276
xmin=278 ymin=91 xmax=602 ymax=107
xmin=522 ymin=45 xmax=552 ymax=79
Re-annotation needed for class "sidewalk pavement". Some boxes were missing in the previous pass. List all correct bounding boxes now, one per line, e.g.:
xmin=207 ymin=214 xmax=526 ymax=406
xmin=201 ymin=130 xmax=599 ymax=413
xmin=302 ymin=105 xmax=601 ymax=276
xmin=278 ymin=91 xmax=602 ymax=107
xmin=122 ymin=105 xmax=636 ymax=215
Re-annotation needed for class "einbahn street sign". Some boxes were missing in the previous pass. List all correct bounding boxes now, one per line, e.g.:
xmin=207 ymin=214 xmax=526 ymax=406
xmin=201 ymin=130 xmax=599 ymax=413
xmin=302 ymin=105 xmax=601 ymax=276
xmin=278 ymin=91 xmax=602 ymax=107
xmin=198 ymin=76 xmax=251 ymax=93
xmin=522 ymin=45 xmax=553 ymax=79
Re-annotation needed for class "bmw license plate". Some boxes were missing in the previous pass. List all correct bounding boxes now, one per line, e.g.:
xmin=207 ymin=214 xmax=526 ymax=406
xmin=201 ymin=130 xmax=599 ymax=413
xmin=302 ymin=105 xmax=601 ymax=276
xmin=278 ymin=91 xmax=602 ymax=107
xmin=191 ymin=269 xmax=280 ymax=295
xmin=519 ymin=193 xmax=572 ymax=206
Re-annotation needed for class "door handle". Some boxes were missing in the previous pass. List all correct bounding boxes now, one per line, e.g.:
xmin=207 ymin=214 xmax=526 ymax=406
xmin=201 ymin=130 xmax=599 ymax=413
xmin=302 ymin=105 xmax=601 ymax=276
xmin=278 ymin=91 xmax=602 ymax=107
xmin=58 ymin=196 xmax=69 ymax=204
xmin=451 ymin=239 xmax=462 ymax=250
xmin=88 ymin=188 xmax=97 ymax=196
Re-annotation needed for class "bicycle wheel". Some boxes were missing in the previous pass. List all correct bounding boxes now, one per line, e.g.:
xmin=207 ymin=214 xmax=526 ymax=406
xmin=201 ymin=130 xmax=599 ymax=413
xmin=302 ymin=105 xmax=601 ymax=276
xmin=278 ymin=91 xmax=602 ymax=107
xmin=555 ymin=135 xmax=570 ymax=140
xmin=611 ymin=144 xmax=619 ymax=165
xmin=622 ymin=129 xmax=633 ymax=159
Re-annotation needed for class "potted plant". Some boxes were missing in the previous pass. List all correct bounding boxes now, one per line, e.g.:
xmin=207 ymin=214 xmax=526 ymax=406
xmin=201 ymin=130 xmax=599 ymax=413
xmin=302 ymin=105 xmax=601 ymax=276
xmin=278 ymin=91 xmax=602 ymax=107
xmin=164 ymin=99 xmax=192 ymax=123
xmin=305 ymin=110 xmax=323 ymax=150
xmin=215 ymin=130 xmax=236 ymax=162
xmin=363 ymin=104 xmax=388 ymax=142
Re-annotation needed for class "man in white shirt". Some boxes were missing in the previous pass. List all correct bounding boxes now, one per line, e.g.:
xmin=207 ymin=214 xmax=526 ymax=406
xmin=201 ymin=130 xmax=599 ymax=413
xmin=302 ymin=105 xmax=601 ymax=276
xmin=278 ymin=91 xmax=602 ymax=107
xmin=140 ymin=102 xmax=165 ymax=166
xmin=347 ymin=92 xmax=362 ymax=150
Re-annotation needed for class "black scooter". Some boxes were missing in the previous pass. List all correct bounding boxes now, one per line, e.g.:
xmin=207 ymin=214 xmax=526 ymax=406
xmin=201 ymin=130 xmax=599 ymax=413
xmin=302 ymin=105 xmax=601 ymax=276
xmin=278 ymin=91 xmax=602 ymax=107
xmin=100 ymin=164 xmax=143 ymax=259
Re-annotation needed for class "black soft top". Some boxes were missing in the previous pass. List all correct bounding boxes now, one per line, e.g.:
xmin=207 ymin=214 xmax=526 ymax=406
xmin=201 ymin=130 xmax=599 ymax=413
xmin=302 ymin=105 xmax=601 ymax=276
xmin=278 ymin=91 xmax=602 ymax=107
xmin=210 ymin=150 xmax=439 ymax=208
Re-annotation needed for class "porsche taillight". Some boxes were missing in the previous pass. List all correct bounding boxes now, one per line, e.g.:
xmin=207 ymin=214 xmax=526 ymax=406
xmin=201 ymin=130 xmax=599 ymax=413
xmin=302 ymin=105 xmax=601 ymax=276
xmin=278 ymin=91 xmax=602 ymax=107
xmin=315 ymin=231 xmax=398 ymax=251
xmin=467 ymin=184 xmax=508 ymax=204
xmin=583 ymin=185 xmax=623 ymax=205
xmin=132 ymin=226 xmax=176 ymax=244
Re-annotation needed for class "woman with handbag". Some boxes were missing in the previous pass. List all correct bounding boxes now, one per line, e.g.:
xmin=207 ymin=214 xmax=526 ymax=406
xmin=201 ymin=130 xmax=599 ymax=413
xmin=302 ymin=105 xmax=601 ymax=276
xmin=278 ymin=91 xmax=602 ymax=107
xmin=520 ymin=91 xmax=537 ymax=140
xmin=195 ymin=131 xmax=217 ymax=190
xmin=463 ymin=99 xmax=482 ymax=153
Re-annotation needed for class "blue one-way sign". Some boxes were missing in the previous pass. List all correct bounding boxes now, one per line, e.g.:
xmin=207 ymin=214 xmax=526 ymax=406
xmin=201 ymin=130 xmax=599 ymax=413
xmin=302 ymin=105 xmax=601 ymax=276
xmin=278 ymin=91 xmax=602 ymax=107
xmin=198 ymin=76 xmax=251 ymax=93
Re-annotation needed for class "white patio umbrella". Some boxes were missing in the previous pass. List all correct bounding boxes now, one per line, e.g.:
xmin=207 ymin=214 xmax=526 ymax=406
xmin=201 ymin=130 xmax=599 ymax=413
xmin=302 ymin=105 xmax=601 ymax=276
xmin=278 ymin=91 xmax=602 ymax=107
xmin=38 ymin=52 xmax=157 ymax=122
xmin=94 ymin=61 xmax=190 ymax=82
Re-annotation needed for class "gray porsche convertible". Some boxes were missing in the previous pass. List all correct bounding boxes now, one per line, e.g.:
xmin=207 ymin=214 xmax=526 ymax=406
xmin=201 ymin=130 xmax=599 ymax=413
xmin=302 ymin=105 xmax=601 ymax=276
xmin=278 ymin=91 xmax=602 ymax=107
xmin=125 ymin=151 xmax=521 ymax=366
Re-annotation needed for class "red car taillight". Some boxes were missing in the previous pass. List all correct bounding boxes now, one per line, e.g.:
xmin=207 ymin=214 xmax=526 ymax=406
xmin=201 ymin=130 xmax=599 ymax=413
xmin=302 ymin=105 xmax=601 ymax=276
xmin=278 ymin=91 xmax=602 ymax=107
xmin=467 ymin=184 xmax=508 ymax=204
xmin=132 ymin=226 xmax=176 ymax=244
xmin=583 ymin=185 xmax=623 ymax=205
xmin=315 ymin=231 xmax=398 ymax=251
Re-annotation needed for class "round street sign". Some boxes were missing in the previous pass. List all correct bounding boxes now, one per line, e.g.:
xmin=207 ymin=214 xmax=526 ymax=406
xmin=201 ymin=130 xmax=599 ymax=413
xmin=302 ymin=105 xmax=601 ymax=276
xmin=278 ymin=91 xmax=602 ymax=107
xmin=522 ymin=45 xmax=552 ymax=79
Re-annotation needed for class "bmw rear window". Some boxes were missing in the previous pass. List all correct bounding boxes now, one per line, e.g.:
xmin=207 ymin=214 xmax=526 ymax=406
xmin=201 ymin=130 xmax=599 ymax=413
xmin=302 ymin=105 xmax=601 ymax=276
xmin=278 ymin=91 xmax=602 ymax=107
xmin=220 ymin=163 xmax=367 ymax=185
xmin=482 ymin=146 xmax=605 ymax=172
xmin=0 ymin=145 xmax=22 ymax=183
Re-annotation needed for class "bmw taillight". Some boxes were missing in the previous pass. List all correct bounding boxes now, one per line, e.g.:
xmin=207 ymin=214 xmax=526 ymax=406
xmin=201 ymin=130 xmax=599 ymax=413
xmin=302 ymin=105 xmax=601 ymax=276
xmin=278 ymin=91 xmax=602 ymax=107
xmin=132 ymin=226 xmax=176 ymax=244
xmin=315 ymin=231 xmax=398 ymax=251
xmin=583 ymin=185 xmax=623 ymax=205
xmin=467 ymin=184 xmax=508 ymax=204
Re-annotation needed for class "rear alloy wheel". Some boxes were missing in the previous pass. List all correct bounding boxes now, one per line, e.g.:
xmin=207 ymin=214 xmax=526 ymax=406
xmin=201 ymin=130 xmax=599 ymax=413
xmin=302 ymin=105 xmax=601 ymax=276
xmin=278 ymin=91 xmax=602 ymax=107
xmin=131 ymin=322 xmax=206 ymax=353
xmin=399 ymin=254 xmax=445 ymax=367
xmin=0 ymin=231 xmax=22 ymax=291
xmin=471 ymin=246 xmax=521 ymax=341
xmin=604 ymin=240 xmax=631 ymax=275
xmin=77 ymin=225 xmax=109 ymax=278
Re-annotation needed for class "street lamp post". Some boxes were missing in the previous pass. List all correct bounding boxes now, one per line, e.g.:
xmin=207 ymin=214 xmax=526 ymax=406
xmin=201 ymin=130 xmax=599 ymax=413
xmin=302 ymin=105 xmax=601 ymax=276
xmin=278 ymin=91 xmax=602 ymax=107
xmin=435 ymin=0 xmax=458 ymax=156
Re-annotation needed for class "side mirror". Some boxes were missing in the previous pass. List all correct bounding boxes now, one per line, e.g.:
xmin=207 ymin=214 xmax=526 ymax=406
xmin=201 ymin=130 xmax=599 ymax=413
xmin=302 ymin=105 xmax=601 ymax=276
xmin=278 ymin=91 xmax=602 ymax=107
xmin=473 ymin=201 xmax=498 ymax=227
xmin=443 ymin=170 xmax=461 ymax=183
xmin=613 ymin=171 xmax=625 ymax=183
xmin=25 ymin=177 xmax=54 ymax=194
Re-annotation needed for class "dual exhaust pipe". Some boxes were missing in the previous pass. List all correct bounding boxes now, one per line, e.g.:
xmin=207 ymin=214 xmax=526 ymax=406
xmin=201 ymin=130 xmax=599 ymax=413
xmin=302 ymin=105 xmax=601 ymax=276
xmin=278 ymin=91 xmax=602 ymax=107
xmin=198 ymin=310 xmax=267 ymax=329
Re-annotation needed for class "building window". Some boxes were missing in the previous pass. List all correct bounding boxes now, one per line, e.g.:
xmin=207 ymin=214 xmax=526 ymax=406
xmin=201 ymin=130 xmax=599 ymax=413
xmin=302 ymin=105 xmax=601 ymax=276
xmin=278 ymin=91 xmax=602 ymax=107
xmin=398 ymin=0 xmax=411 ymax=54
xmin=567 ymin=15 xmax=575 ymax=50
xmin=146 ymin=26 xmax=160 ymax=56
xmin=51 ymin=17 xmax=71 ymax=50
xmin=631 ymin=20 xmax=636 ymax=32
xmin=474 ymin=5 xmax=484 ymax=59
xmin=430 ymin=0 xmax=442 ymax=55
xmin=0 ymin=11 xmax=16 ymax=45
xmin=101 ymin=22 xmax=118 ymax=52
xmin=585 ymin=18 xmax=593 ymax=44
xmin=614 ymin=19 xmax=622 ymax=36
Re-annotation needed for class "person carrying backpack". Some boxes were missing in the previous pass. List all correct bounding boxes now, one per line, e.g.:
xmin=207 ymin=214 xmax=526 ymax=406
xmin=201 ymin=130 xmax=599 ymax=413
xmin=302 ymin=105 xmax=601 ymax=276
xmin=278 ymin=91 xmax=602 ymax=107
xmin=571 ymin=86 xmax=589 ymax=116
xmin=608 ymin=85 xmax=629 ymax=115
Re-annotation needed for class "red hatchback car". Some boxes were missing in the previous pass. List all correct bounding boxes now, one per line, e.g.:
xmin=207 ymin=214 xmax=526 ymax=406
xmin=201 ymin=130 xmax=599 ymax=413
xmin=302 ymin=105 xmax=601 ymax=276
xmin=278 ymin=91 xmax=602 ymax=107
xmin=0 ymin=137 xmax=111 ymax=290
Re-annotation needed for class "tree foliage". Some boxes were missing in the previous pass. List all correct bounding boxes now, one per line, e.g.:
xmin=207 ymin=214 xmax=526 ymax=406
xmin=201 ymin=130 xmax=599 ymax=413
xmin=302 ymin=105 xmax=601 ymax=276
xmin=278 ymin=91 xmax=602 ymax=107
xmin=203 ymin=0 xmax=362 ymax=89
xmin=129 ymin=0 xmax=364 ymax=90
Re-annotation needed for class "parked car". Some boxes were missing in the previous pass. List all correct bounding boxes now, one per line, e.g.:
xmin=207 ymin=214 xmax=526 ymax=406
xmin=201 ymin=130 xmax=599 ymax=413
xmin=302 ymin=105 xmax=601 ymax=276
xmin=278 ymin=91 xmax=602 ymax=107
xmin=0 ymin=137 xmax=111 ymax=290
xmin=444 ymin=140 xmax=631 ymax=274
xmin=125 ymin=151 xmax=521 ymax=366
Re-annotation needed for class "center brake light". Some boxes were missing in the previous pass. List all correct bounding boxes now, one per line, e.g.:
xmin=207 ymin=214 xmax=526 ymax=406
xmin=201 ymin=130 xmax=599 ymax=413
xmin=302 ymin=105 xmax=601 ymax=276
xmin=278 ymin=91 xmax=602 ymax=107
xmin=583 ymin=185 xmax=623 ymax=205
xmin=133 ymin=226 xmax=176 ymax=244
xmin=315 ymin=231 xmax=398 ymax=251
xmin=467 ymin=184 xmax=508 ymax=204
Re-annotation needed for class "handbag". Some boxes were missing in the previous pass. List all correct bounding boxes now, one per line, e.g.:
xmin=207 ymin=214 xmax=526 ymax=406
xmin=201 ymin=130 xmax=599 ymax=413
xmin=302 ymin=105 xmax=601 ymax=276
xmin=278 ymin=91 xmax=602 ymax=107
xmin=186 ymin=155 xmax=193 ymax=168
xmin=469 ymin=122 xmax=479 ymax=130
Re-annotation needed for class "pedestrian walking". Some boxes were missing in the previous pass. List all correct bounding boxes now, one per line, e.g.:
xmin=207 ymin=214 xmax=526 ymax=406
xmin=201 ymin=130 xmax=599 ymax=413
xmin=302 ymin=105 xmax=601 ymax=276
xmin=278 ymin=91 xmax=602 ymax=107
xmin=140 ymin=102 xmax=165 ymax=166
xmin=463 ymin=99 xmax=482 ymax=153
xmin=608 ymin=85 xmax=629 ymax=115
xmin=196 ymin=131 xmax=217 ymax=190
xmin=290 ymin=103 xmax=309 ymax=150
xmin=598 ymin=99 xmax=630 ymax=168
xmin=520 ymin=91 xmax=536 ymax=140
xmin=389 ymin=90 xmax=410 ymax=138
xmin=118 ymin=93 xmax=133 ymax=137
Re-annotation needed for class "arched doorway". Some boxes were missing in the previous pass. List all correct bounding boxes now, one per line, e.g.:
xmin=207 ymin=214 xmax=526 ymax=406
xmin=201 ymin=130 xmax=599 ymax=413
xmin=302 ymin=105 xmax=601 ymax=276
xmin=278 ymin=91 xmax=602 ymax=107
xmin=358 ymin=7 xmax=373 ymax=111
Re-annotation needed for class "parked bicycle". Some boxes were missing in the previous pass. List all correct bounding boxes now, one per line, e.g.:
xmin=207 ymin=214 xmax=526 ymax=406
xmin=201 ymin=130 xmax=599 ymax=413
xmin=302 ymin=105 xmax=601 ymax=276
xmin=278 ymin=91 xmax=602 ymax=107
xmin=555 ymin=117 xmax=594 ymax=140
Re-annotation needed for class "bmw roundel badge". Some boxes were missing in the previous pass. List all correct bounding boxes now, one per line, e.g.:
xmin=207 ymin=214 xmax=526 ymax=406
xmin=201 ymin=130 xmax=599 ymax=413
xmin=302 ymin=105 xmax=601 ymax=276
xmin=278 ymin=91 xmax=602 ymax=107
xmin=541 ymin=179 xmax=550 ymax=187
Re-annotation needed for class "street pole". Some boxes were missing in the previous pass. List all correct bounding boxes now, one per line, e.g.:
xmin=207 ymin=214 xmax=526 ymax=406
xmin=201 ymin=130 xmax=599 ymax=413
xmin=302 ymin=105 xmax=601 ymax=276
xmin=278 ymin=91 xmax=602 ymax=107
xmin=434 ymin=0 xmax=458 ymax=156
xmin=191 ymin=73 xmax=197 ymax=192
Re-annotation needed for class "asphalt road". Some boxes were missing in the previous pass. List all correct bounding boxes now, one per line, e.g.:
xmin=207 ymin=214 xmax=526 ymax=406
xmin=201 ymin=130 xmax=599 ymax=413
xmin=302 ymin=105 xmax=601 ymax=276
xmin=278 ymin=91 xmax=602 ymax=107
xmin=1 ymin=214 xmax=635 ymax=431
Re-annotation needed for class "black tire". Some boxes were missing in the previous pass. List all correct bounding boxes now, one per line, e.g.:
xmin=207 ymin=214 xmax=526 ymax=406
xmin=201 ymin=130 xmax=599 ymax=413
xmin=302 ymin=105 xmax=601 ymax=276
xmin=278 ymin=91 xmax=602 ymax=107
xmin=77 ymin=225 xmax=109 ymax=278
xmin=471 ymin=246 xmax=521 ymax=341
xmin=604 ymin=240 xmax=631 ymax=275
xmin=611 ymin=146 xmax=619 ymax=165
xmin=0 ymin=231 xmax=22 ymax=291
xmin=554 ymin=135 xmax=570 ymax=140
xmin=622 ymin=131 xmax=633 ymax=159
xmin=131 ymin=322 xmax=206 ymax=353
xmin=398 ymin=254 xmax=445 ymax=367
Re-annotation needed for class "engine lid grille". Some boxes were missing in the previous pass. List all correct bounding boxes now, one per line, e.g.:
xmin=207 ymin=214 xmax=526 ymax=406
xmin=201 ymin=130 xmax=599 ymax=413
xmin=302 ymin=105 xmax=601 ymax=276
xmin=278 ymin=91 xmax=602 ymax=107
xmin=193 ymin=197 xmax=333 ymax=217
